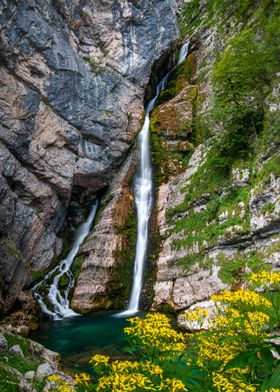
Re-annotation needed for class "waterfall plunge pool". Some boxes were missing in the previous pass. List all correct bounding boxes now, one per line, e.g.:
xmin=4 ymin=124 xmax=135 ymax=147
xmin=31 ymin=311 xmax=144 ymax=371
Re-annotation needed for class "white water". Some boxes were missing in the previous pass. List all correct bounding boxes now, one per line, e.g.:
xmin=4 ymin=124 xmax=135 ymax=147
xmin=118 ymin=43 xmax=189 ymax=317
xmin=177 ymin=42 xmax=189 ymax=66
xmin=33 ymin=201 xmax=98 ymax=320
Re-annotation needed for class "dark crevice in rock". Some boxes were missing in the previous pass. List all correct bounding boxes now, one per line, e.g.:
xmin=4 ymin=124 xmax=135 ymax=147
xmin=144 ymin=44 xmax=178 ymax=106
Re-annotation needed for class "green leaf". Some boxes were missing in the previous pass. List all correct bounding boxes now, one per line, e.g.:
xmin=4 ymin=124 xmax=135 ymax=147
xmin=261 ymin=363 xmax=280 ymax=391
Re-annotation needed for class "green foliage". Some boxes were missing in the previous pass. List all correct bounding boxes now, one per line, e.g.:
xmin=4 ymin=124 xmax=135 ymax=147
xmin=85 ymin=57 xmax=100 ymax=72
xmin=157 ymin=55 xmax=196 ymax=106
xmin=217 ymin=251 xmax=271 ymax=284
xmin=211 ymin=13 xmax=280 ymax=163
xmin=260 ymin=202 xmax=275 ymax=214
xmin=69 ymin=273 xmax=280 ymax=391
xmin=166 ymin=0 xmax=280 ymax=275
xmin=0 ymin=365 xmax=19 ymax=392
xmin=4 ymin=333 xmax=30 ymax=357
xmin=71 ymin=255 xmax=86 ymax=282
xmin=264 ymin=291 xmax=280 ymax=329
xmin=0 ymin=332 xmax=44 ymax=391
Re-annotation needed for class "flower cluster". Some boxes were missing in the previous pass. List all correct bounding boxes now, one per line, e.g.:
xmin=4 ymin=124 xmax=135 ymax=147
xmin=47 ymin=375 xmax=75 ymax=392
xmin=74 ymin=372 xmax=90 ymax=386
xmin=250 ymin=271 xmax=280 ymax=288
xmin=90 ymin=354 xmax=110 ymax=365
xmin=45 ymin=271 xmax=279 ymax=392
xmin=96 ymin=372 xmax=156 ymax=391
xmin=124 ymin=313 xmax=186 ymax=358
xmin=212 ymin=308 xmax=269 ymax=337
xmin=213 ymin=368 xmax=257 ymax=392
xmin=211 ymin=289 xmax=272 ymax=309
xmin=197 ymin=333 xmax=241 ymax=367
xmin=93 ymin=359 xmax=186 ymax=391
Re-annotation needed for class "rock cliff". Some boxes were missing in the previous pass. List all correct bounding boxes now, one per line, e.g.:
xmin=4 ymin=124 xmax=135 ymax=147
xmin=150 ymin=1 xmax=280 ymax=318
xmin=0 ymin=0 xmax=179 ymax=315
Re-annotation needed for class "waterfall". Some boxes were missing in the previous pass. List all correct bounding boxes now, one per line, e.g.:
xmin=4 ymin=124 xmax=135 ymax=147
xmin=33 ymin=201 xmax=98 ymax=320
xmin=118 ymin=43 xmax=189 ymax=317
xmin=177 ymin=42 xmax=189 ymax=66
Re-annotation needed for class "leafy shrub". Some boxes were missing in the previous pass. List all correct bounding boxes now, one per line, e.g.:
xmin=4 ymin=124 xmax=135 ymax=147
xmin=47 ymin=271 xmax=280 ymax=392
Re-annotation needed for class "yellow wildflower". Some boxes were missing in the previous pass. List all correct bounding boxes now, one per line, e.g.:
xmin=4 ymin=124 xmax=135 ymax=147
xmin=197 ymin=333 xmax=241 ymax=367
xmin=74 ymin=372 xmax=90 ymax=385
xmin=90 ymin=354 xmax=110 ymax=365
xmin=265 ymin=389 xmax=280 ymax=392
xmin=124 ymin=313 xmax=186 ymax=360
xmin=250 ymin=271 xmax=280 ymax=288
xmin=47 ymin=374 xmax=75 ymax=392
xmin=211 ymin=289 xmax=272 ymax=309
xmin=159 ymin=378 xmax=187 ymax=391
xmin=213 ymin=370 xmax=257 ymax=392
xmin=184 ymin=308 xmax=208 ymax=321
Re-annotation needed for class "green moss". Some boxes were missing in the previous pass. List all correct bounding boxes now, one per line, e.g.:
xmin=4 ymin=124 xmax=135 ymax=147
xmin=149 ymin=55 xmax=198 ymax=186
xmin=157 ymin=54 xmax=197 ymax=107
xmin=59 ymin=274 xmax=70 ymax=288
xmin=85 ymin=57 xmax=100 ymax=72
xmin=71 ymin=255 xmax=86 ymax=282
xmin=112 ymin=209 xmax=137 ymax=308
xmin=260 ymin=202 xmax=276 ymax=215
xmin=171 ymin=253 xmax=205 ymax=273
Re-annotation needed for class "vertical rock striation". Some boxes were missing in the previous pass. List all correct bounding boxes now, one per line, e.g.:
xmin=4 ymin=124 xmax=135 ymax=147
xmin=0 ymin=0 xmax=179 ymax=315
xmin=150 ymin=3 xmax=280 ymax=315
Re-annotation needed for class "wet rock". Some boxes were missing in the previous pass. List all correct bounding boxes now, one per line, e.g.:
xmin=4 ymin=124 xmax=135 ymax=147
xmin=19 ymin=380 xmax=36 ymax=392
xmin=249 ymin=174 xmax=280 ymax=235
xmin=29 ymin=340 xmax=61 ymax=364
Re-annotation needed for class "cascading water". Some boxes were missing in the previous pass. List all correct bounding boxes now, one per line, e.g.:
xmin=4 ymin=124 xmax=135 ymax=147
xmin=33 ymin=201 xmax=98 ymax=320
xmin=177 ymin=42 xmax=189 ymax=66
xmin=119 ymin=43 xmax=190 ymax=316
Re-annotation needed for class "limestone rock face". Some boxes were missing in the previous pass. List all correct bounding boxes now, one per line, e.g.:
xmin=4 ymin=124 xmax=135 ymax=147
xmin=151 ymin=17 xmax=280 ymax=312
xmin=71 ymin=151 xmax=137 ymax=312
xmin=0 ymin=0 xmax=179 ymax=315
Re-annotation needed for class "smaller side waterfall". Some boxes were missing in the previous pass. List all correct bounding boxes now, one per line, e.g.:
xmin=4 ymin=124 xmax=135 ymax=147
xmin=118 ymin=43 xmax=189 ymax=317
xmin=33 ymin=201 xmax=98 ymax=320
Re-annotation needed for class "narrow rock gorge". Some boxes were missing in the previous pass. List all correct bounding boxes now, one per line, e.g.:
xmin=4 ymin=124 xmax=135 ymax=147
xmin=0 ymin=0 xmax=279 ymax=390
